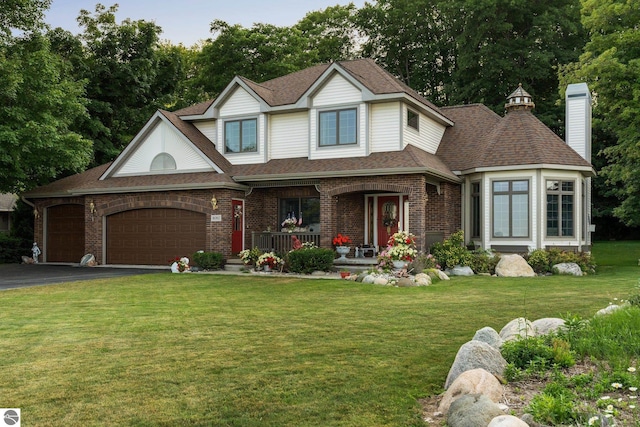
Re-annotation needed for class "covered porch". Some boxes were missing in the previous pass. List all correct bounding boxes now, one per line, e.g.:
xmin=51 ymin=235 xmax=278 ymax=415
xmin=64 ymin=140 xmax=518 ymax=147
xmin=242 ymin=174 xmax=460 ymax=256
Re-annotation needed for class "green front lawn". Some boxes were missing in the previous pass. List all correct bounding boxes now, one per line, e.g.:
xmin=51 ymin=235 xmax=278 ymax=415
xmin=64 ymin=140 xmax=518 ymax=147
xmin=0 ymin=242 xmax=638 ymax=426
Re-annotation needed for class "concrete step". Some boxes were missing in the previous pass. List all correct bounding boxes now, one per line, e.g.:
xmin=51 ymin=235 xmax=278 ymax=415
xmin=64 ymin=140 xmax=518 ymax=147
xmin=224 ymin=258 xmax=245 ymax=272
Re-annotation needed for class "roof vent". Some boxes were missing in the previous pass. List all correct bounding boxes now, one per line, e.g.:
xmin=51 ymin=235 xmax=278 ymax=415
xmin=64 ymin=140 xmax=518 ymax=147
xmin=505 ymin=83 xmax=535 ymax=112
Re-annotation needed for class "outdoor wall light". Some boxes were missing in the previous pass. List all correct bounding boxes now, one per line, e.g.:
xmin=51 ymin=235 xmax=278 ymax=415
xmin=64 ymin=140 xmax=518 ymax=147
xmin=89 ymin=200 xmax=97 ymax=221
xmin=211 ymin=195 xmax=218 ymax=210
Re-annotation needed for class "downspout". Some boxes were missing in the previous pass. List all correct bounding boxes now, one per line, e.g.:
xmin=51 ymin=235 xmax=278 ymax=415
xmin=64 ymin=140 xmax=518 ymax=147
xmin=20 ymin=195 xmax=38 ymax=222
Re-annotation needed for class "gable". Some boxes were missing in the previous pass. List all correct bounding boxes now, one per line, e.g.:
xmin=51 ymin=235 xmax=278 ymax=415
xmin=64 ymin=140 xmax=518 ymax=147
xmin=219 ymin=86 xmax=261 ymax=116
xmin=108 ymin=115 xmax=217 ymax=178
xmin=312 ymin=73 xmax=362 ymax=107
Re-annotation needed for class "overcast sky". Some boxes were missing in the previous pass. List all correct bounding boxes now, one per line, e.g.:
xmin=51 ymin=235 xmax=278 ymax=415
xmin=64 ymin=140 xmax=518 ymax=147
xmin=46 ymin=0 xmax=366 ymax=46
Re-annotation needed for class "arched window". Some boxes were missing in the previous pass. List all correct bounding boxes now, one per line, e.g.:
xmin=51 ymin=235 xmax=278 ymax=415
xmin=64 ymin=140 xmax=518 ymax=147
xmin=150 ymin=153 xmax=176 ymax=171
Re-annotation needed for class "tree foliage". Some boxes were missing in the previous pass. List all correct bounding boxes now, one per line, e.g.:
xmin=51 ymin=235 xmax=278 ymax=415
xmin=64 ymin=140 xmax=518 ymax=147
xmin=357 ymin=0 xmax=454 ymax=103
xmin=190 ymin=5 xmax=360 ymax=100
xmin=560 ymin=0 xmax=640 ymax=226
xmin=0 ymin=33 xmax=92 ymax=193
xmin=0 ymin=0 xmax=51 ymax=42
xmin=444 ymin=0 xmax=585 ymax=130
xmin=69 ymin=3 xmax=184 ymax=164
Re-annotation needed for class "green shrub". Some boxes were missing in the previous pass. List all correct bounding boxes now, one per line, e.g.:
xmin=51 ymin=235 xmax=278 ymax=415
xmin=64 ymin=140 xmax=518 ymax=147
xmin=286 ymin=248 xmax=334 ymax=274
xmin=192 ymin=251 xmax=224 ymax=270
xmin=0 ymin=233 xmax=30 ymax=264
xmin=501 ymin=336 xmax=574 ymax=371
xmin=409 ymin=253 xmax=439 ymax=272
xmin=527 ymin=388 xmax=578 ymax=425
xmin=527 ymin=249 xmax=551 ymax=274
xmin=546 ymin=248 xmax=597 ymax=274
xmin=468 ymin=249 xmax=499 ymax=274
xmin=430 ymin=230 xmax=472 ymax=270
xmin=526 ymin=248 xmax=596 ymax=275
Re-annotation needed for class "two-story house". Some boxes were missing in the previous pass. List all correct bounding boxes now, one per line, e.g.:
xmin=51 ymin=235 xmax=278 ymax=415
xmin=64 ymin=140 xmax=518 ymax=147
xmin=24 ymin=59 xmax=594 ymax=266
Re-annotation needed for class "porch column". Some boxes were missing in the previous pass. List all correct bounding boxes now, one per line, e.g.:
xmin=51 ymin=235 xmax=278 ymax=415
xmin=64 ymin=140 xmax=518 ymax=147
xmin=408 ymin=177 xmax=428 ymax=252
xmin=319 ymin=191 xmax=337 ymax=249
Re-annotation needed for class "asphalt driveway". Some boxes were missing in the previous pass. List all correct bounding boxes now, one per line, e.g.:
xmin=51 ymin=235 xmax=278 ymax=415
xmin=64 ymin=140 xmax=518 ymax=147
xmin=0 ymin=263 xmax=166 ymax=290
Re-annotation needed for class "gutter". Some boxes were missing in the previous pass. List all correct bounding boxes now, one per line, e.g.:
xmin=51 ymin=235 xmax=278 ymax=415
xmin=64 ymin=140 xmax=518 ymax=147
xmin=25 ymin=182 xmax=250 ymax=198
xmin=233 ymin=167 xmax=461 ymax=184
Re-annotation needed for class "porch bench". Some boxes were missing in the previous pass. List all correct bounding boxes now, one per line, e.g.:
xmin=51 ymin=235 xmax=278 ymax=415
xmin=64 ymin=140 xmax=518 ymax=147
xmin=355 ymin=245 xmax=377 ymax=258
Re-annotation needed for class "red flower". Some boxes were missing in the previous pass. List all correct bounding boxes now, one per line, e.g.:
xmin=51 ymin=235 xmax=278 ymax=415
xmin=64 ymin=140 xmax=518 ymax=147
xmin=332 ymin=233 xmax=352 ymax=246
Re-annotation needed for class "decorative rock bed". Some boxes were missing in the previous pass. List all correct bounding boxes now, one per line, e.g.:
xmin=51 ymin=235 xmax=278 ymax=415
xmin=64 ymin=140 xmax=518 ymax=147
xmin=351 ymin=269 xmax=450 ymax=287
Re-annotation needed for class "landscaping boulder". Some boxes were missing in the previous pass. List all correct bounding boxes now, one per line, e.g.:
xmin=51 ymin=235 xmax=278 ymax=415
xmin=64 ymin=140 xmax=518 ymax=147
xmin=552 ymin=262 xmax=583 ymax=276
xmin=426 ymin=269 xmax=450 ymax=281
xmin=362 ymin=275 xmax=376 ymax=284
xmin=445 ymin=341 xmax=507 ymax=389
xmin=495 ymin=254 xmax=535 ymax=277
xmin=488 ymin=414 xmax=530 ymax=427
xmin=447 ymin=265 xmax=475 ymax=276
xmin=499 ymin=317 xmax=534 ymax=342
xmin=447 ymin=394 xmax=505 ymax=427
xmin=532 ymin=318 xmax=566 ymax=336
xmin=374 ymin=276 xmax=389 ymax=285
xmin=415 ymin=273 xmax=432 ymax=286
xmin=473 ymin=327 xmax=503 ymax=349
xmin=520 ymin=413 xmax=550 ymax=427
xmin=596 ymin=304 xmax=622 ymax=316
xmin=396 ymin=278 xmax=415 ymax=287
xmin=438 ymin=368 xmax=504 ymax=414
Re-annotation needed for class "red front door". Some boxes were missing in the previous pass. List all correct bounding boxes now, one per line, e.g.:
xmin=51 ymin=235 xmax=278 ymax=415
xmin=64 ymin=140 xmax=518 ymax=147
xmin=377 ymin=196 xmax=400 ymax=248
xmin=231 ymin=200 xmax=244 ymax=254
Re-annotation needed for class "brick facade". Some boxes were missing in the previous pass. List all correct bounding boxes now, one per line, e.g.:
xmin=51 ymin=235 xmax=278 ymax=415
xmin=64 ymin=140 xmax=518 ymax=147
xmin=33 ymin=174 xmax=462 ymax=264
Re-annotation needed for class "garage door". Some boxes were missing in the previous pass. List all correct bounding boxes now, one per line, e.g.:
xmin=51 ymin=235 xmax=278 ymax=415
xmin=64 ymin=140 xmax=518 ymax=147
xmin=46 ymin=204 xmax=85 ymax=263
xmin=106 ymin=208 xmax=206 ymax=265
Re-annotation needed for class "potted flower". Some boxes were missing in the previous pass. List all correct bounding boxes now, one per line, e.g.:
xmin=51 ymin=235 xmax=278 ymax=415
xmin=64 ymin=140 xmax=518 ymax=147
xmin=339 ymin=268 xmax=351 ymax=279
xmin=281 ymin=217 xmax=297 ymax=233
xmin=256 ymin=252 xmax=283 ymax=272
xmin=170 ymin=256 xmax=190 ymax=273
xmin=332 ymin=233 xmax=352 ymax=260
xmin=239 ymin=247 xmax=261 ymax=268
xmin=379 ymin=231 xmax=417 ymax=270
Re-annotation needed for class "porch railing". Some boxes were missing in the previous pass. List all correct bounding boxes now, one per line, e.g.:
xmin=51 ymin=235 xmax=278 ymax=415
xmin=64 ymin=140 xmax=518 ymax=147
xmin=251 ymin=232 xmax=321 ymax=254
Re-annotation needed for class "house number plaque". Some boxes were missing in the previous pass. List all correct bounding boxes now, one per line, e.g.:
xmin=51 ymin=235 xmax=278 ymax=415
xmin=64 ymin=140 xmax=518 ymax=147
xmin=211 ymin=214 xmax=222 ymax=222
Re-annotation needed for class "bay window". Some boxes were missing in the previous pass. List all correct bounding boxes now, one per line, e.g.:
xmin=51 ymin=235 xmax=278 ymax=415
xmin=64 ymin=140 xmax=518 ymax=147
xmin=546 ymin=180 xmax=574 ymax=237
xmin=492 ymin=180 xmax=529 ymax=238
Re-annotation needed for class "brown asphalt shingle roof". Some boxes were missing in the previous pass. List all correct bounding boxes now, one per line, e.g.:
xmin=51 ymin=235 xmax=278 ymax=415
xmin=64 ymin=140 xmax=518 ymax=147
xmin=182 ymin=59 xmax=451 ymax=122
xmin=232 ymin=144 xmax=458 ymax=182
xmin=23 ymin=60 xmax=593 ymax=199
xmin=438 ymin=105 xmax=592 ymax=172
xmin=24 ymin=163 xmax=239 ymax=197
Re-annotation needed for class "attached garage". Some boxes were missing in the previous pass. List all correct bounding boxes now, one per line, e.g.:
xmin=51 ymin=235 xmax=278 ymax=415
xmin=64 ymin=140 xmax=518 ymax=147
xmin=46 ymin=204 xmax=85 ymax=262
xmin=106 ymin=208 xmax=206 ymax=265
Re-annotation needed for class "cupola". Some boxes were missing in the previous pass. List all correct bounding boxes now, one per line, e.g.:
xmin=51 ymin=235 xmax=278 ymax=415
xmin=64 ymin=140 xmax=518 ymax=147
xmin=505 ymin=83 xmax=535 ymax=112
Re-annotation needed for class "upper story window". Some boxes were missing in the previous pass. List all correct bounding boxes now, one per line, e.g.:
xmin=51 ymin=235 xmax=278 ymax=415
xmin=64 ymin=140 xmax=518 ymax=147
xmin=546 ymin=180 xmax=574 ymax=237
xmin=319 ymin=108 xmax=357 ymax=146
xmin=492 ymin=180 xmax=529 ymax=238
xmin=407 ymin=109 xmax=419 ymax=131
xmin=150 ymin=152 xmax=176 ymax=171
xmin=225 ymin=118 xmax=257 ymax=153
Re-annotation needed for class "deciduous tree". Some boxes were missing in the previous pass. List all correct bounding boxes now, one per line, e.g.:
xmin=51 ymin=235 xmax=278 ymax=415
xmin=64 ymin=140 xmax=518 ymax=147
xmin=0 ymin=34 xmax=92 ymax=193
xmin=560 ymin=0 xmax=640 ymax=227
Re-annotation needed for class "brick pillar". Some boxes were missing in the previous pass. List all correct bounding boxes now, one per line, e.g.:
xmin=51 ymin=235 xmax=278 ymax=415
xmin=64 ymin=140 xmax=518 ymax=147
xmin=409 ymin=176 xmax=428 ymax=252
xmin=320 ymin=190 xmax=337 ymax=248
